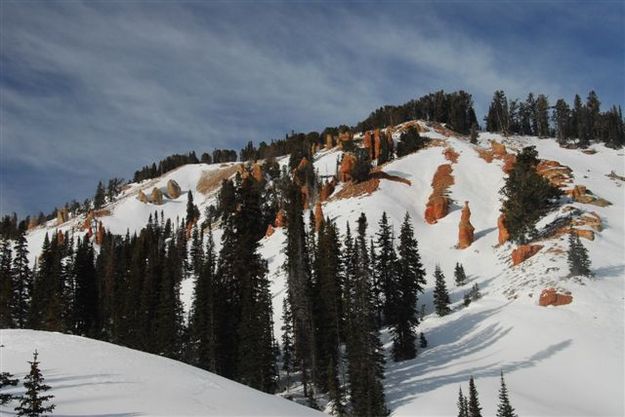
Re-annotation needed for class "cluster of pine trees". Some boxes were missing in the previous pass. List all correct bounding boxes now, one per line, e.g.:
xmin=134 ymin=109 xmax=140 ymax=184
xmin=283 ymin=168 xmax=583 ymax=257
xmin=486 ymin=90 xmax=624 ymax=148
xmin=456 ymin=372 xmax=518 ymax=417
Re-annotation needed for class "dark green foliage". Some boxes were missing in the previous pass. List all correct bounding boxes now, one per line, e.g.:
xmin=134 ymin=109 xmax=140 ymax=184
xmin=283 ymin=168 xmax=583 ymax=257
xmin=375 ymin=212 xmax=398 ymax=326
xmin=454 ymin=262 xmax=467 ymax=286
xmin=390 ymin=213 xmax=426 ymax=361
xmin=468 ymin=376 xmax=482 ymax=417
xmin=0 ymin=369 xmax=18 ymax=405
xmin=457 ymin=387 xmax=469 ymax=417
xmin=470 ymin=123 xmax=479 ymax=144
xmin=496 ymin=371 xmax=518 ymax=417
xmin=280 ymin=296 xmax=295 ymax=388
xmin=73 ymin=237 xmax=99 ymax=337
xmin=433 ymin=265 xmax=451 ymax=316
xmin=567 ymin=232 xmax=593 ymax=277
xmin=486 ymin=90 xmax=509 ymax=135
xmin=419 ymin=332 xmax=427 ymax=349
xmin=345 ymin=214 xmax=388 ymax=417
xmin=12 ymin=232 xmax=32 ymax=328
xmin=133 ymin=151 xmax=205 ymax=182
xmin=15 ymin=351 xmax=55 ymax=417
xmin=463 ymin=283 xmax=481 ymax=307
xmin=500 ymin=146 xmax=562 ymax=243
xmin=0 ymin=238 xmax=14 ymax=327
xmin=186 ymin=191 xmax=200 ymax=227
xmin=535 ymin=94 xmax=550 ymax=138
xmin=397 ymin=127 xmax=428 ymax=157
xmin=352 ymin=148 xmax=372 ymax=182
xmin=553 ymin=99 xmax=572 ymax=144
xmin=29 ymin=234 xmax=66 ymax=331
xmin=94 ymin=180 xmax=106 ymax=209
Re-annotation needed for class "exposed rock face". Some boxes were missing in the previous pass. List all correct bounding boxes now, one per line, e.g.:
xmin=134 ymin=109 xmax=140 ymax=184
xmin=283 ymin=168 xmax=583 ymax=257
xmin=443 ymin=147 xmax=459 ymax=163
xmin=363 ymin=131 xmax=373 ymax=158
xmin=424 ymin=164 xmax=454 ymax=224
xmin=457 ymin=201 xmax=475 ymax=249
xmin=502 ymin=154 xmax=516 ymax=174
xmin=536 ymin=160 xmax=573 ymax=187
xmin=137 ymin=190 xmax=149 ymax=203
xmin=83 ymin=211 xmax=94 ymax=230
xmin=314 ymin=202 xmax=324 ymax=232
xmin=539 ymin=288 xmax=573 ymax=307
xmin=491 ymin=140 xmax=507 ymax=157
xmin=56 ymin=208 xmax=68 ymax=225
xmin=252 ymin=163 xmax=264 ymax=183
xmin=511 ymin=244 xmax=543 ymax=266
xmin=95 ymin=221 xmax=105 ymax=245
xmin=372 ymin=129 xmax=381 ymax=160
xmin=167 ymin=179 xmax=182 ymax=199
xmin=497 ymin=214 xmax=510 ymax=245
xmin=565 ymin=184 xmax=611 ymax=207
xmin=151 ymin=188 xmax=164 ymax=205
xmin=274 ymin=209 xmax=287 ymax=228
xmin=339 ymin=153 xmax=357 ymax=182
xmin=319 ymin=179 xmax=336 ymax=202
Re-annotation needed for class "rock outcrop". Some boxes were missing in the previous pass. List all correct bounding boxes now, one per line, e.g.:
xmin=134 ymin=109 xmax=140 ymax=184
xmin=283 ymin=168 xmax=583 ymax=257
xmin=151 ymin=188 xmax=164 ymax=205
xmin=424 ymin=164 xmax=454 ymax=224
xmin=443 ymin=147 xmax=459 ymax=163
xmin=339 ymin=153 xmax=357 ymax=182
xmin=502 ymin=154 xmax=516 ymax=174
xmin=511 ymin=244 xmax=543 ymax=266
xmin=137 ymin=190 xmax=149 ymax=203
xmin=314 ymin=202 xmax=324 ymax=232
xmin=457 ymin=201 xmax=475 ymax=249
xmin=497 ymin=214 xmax=510 ymax=245
xmin=319 ymin=179 xmax=336 ymax=202
xmin=539 ymin=288 xmax=573 ymax=307
xmin=565 ymin=184 xmax=611 ymax=207
xmin=536 ymin=160 xmax=573 ymax=188
xmin=167 ymin=179 xmax=182 ymax=199
xmin=491 ymin=140 xmax=507 ymax=157
xmin=363 ymin=131 xmax=373 ymax=159
xmin=56 ymin=207 xmax=68 ymax=226
xmin=95 ymin=221 xmax=105 ymax=245
xmin=252 ymin=163 xmax=264 ymax=183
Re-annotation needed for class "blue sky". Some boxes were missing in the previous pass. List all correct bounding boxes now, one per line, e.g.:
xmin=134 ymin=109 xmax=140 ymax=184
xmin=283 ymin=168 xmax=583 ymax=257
xmin=1 ymin=1 xmax=623 ymax=217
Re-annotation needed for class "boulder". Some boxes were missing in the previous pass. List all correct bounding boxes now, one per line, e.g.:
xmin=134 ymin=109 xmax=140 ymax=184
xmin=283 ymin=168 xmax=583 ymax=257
xmin=539 ymin=288 xmax=573 ymax=307
xmin=457 ymin=201 xmax=475 ymax=249
xmin=314 ymin=202 xmax=324 ymax=232
xmin=83 ymin=211 xmax=94 ymax=230
xmin=274 ymin=209 xmax=287 ymax=228
xmin=339 ymin=153 xmax=357 ymax=182
xmin=372 ymin=129 xmax=381 ymax=160
xmin=425 ymin=196 xmax=448 ymax=224
xmin=536 ymin=160 xmax=573 ymax=187
xmin=511 ymin=244 xmax=543 ymax=266
xmin=167 ymin=179 xmax=182 ymax=199
xmin=497 ymin=214 xmax=510 ymax=245
xmin=137 ymin=190 xmax=149 ymax=203
xmin=151 ymin=187 xmax=164 ymax=205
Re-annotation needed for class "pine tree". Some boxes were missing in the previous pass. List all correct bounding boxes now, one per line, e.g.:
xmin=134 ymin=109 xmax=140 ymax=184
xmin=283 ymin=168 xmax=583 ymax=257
xmin=535 ymin=94 xmax=550 ymax=138
xmin=454 ymin=262 xmax=467 ymax=286
xmin=281 ymin=296 xmax=295 ymax=391
xmin=0 ymin=369 xmax=18 ymax=405
xmin=496 ymin=371 xmax=518 ymax=417
xmin=186 ymin=191 xmax=199 ymax=227
xmin=0 ymin=237 xmax=14 ymax=327
xmin=419 ymin=332 xmax=428 ymax=348
xmin=73 ymin=237 xmax=99 ymax=336
xmin=375 ymin=212 xmax=398 ymax=326
xmin=467 ymin=376 xmax=482 ymax=417
xmin=486 ymin=90 xmax=509 ymax=134
xmin=15 ymin=350 xmax=55 ymax=417
xmin=391 ymin=212 xmax=426 ymax=361
xmin=12 ymin=231 xmax=32 ymax=328
xmin=94 ymin=181 xmax=106 ymax=209
xmin=469 ymin=123 xmax=479 ymax=144
xmin=457 ymin=386 xmax=469 ymax=417
xmin=567 ymin=232 xmax=593 ymax=277
xmin=500 ymin=146 xmax=562 ymax=243
xmin=433 ymin=265 xmax=451 ymax=316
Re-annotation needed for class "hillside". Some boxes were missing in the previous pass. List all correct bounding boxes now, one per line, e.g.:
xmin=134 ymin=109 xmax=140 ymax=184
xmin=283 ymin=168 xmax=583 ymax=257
xmin=18 ymin=121 xmax=625 ymax=416
xmin=0 ymin=329 xmax=323 ymax=416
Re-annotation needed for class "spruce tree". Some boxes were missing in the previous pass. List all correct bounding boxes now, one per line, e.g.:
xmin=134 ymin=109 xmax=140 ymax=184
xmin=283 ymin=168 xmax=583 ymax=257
xmin=73 ymin=237 xmax=99 ymax=336
xmin=281 ymin=296 xmax=295 ymax=391
xmin=12 ymin=231 xmax=32 ymax=328
xmin=433 ymin=265 xmax=451 ymax=316
xmin=15 ymin=350 xmax=55 ymax=417
xmin=376 ymin=212 xmax=399 ymax=326
xmin=0 ymin=369 xmax=18 ymax=405
xmin=457 ymin=386 xmax=469 ymax=417
xmin=567 ymin=232 xmax=593 ymax=277
xmin=0 ymin=238 xmax=14 ymax=327
xmin=486 ymin=90 xmax=509 ymax=134
xmin=94 ymin=181 xmax=106 ymax=209
xmin=467 ymin=376 xmax=482 ymax=417
xmin=454 ymin=262 xmax=467 ymax=286
xmin=391 ymin=212 xmax=426 ymax=361
xmin=496 ymin=371 xmax=518 ymax=417
xmin=419 ymin=332 xmax=427 ymax=348
xmin=500 ymin=146 xmax=562 ymax=243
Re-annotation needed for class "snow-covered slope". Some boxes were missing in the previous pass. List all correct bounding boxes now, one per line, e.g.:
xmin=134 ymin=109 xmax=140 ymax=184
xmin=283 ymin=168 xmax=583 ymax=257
xmin=19 ymin=123 xmax=625 ymax=416
xmin=0 ymin=329 xmax=322 ymax=416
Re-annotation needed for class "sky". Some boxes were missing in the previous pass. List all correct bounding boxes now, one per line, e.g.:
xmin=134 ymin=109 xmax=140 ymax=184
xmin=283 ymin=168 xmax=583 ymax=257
xmin=1 ymin=1 xmax=624 ymax=217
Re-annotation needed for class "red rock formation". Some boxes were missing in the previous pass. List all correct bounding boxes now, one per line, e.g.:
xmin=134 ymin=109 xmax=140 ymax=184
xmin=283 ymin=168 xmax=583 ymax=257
xmin=314 ymin=202 xmax=324 ymax=232
xmin=167 ymin=179 xmax=182 ymax=199
xmin=339 ymin=153 xmax=357 ymax=182
xmin=274 ymin=209 xmax=287 ymax=228
xmin=457 ymin=201 xmax=475 ymax=249
xmin=301 ymin=185 xmax=310 ymax=209
xmin=95 ymin=221 xmax=105 ymax=245
xmin=56 ymin=207 xmax=68 ymax=226
xmin=425 ymin=196 xmax=449 ymax=224
xmin=443 ymin=147 xmax=459 ymax=163
xmin=374 ymin=131 xmax=383 ymax=161
xmin=424 ymin=164 xmax=454 ymax=224
xmin=27 ymin=217 xmax=38 ymax=230
xmin=252 ymin=163 xmax=264 ymax=183
xmin=297 ymin=157 xmax=310 ymax=173
xmin=319 ymin=179 xmax=336 ymax=202
xmin=83 ymin=211 xmax=94 ymax=230
xmin=497 ymin=214 xmax=510 ymax=245
xmin=536 ymin=160 xmax=573 ymax=187
xmin=511 ymin=244 xmax=543 ymax=266
xmin=502 ymin=154 xmax=516 ymax=174
xmin=372 ymin=129 xmax=381 ymax=160
xmin=491 ymin=141 xmax=507 ymax=157
xmin=137 ymin=190 xmax=149 ymax=203
xmin=539 ymin=288 xmax=573 ymax=307
xmin=363 ymin=131 xmax=373 ymax=158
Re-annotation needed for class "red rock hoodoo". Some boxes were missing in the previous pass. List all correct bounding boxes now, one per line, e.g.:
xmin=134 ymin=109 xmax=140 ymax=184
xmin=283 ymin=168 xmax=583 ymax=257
xmin=314 ymin=202 xmax=324 ymax=232
xmin=339 ymin=153 xmax=358 ymax=182
xmin=457 ymin=201 xmax=475 ymax=249
xmin=497 ymin=214 xmax=510 ymax=245
xmin=511 ymin=244 xmax=543 ymax=266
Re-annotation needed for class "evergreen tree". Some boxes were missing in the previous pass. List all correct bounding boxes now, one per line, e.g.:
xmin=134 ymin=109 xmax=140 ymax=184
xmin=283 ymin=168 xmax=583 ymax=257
xmin=486 ymin=90 xmax=509 ymax=134
xmin=567 ymin=232 xmax=593 ymax=277
xmin=469 ymin=123 xmax=479 ymax=144
xmin=345 ymin=213 xmax=388 ymax=417
xmin=15 ymin=350 xmax=55 ymax=417
xmin=535 ymin=94 xmax=550 ymax=138
xmin=186 ymin=191 xmax=199 ymax=227
xmin=189 ymin=225 xmax=204 ymax=277
xmin=0 ymin=238 xmax=14 ymax=327
xmin=467 ymin=376 xmax=482 ymax=417
xmin=496 ymin=371 xmax=518 ymax=417
xmin=94 ymin=181 xmax=106 ymax=209
xmin=391 ymin=213 xmax=426 ymax=361
xmin=0 ymin=369 xmax=18 ymax=405
xmin=457 ymin=386 xmax=469 ymax=417
xmin=73 ymin=237 xmax=99 ymax=336
xmin=419 ymin=332 xmax=428 ymax=349
xmin=281 ymin=296 xmax=295 ymax=391
xmin=553 ymin=98 xmax=571 ymax=144
xmin=433 ymin=265 xmax=451 ymax=316
xmin=500 ymin=146 xmax=562 ymax=243
xmin=375 ymin=212 xmax=398 ymax=326
xmin=454 ymin=262 xmax=467 ymax=286
xmin=12 ymin=231 xmax=32 ymax=328
xmin=397 ymin=127 xmax=428 ymax=157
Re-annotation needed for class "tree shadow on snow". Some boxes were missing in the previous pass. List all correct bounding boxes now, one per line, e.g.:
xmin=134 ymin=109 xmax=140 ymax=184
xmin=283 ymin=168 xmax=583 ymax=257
xmin=592 ymin=264 xmax=625 ymax=279
xmin=384 ymin=304 xmax=573 ymax=410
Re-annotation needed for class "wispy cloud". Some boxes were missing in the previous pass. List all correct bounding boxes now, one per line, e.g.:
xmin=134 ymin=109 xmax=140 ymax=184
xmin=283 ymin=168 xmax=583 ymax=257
xmin=1 ymin=1 xmax=623 ymax=215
